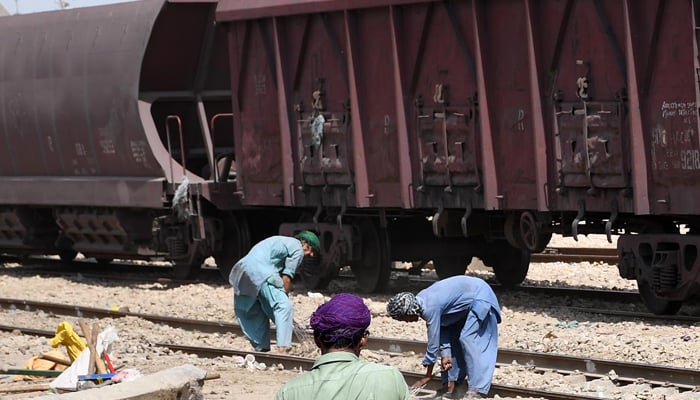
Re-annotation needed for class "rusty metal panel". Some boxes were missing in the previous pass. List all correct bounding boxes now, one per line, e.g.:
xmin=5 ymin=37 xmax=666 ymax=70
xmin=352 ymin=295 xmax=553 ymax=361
xmin=0 ymin=178 xmax=166 ymax=208
xmin=227 ymin=18 xmax=286 ymax=205
xmin=416 ymin=106 xmax=479 ymax=188
xmin=555 ymin=101 xmax=627 ymax=189
xmin=219 ymin=0 xmax=490 ymax=210
xmin=626 ymin=0 xmax=700 ymax=215
xmin=0 ymin=0 xmax=166 ymax=179
xmin=228 ymin=8 xmax=409 ymax=208
xmin=476 ymin=0 xmax=541 ymax=210
xmin=276 ymin=11 xmax=358 ymax=206
xmin=217 ymin=0 xmax=700 ymax=219
xmin=297 ymin=115 xmax=354 ymax=187
xmin=394 ymin=1 xmax=485 ymax=210
xmin=343 ymin=7 xmax=405 ymax=207
xmin=530 ymin=0 xmax=636 ymax=214
xmin=223 ymin=3 xmax=432 ymax=208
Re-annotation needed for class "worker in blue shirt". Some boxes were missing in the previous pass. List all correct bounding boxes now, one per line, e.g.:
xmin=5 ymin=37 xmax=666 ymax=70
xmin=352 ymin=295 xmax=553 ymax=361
xmin=229 ymin=231 xmax=320 ymax=353
xmin=386 ymin=275 xmax=501 ymax=399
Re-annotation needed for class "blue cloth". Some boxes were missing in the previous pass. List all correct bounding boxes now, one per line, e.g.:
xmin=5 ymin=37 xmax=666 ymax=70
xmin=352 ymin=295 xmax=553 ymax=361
xmin=441 ymin=317 xmax=467 ymax=385
xmin=234 ymin=277 xmax=294 ymax=349
xmin=229 ymin=236 xmax=304 ymax=296
xmin=230 ymin=236 xmax=303 ymax=350
xmin=416 ymin=275 xmax=501 ymax=395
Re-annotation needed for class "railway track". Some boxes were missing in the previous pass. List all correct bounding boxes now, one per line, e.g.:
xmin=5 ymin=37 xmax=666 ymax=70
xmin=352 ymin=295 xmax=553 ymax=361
xmin=531 ymin=247 xmax=618 ymax=264
xmin=0 ymin=320 xmax=602 ymax=400
xmin=8 ymin=254 xmax=697 ymax=317
xmin=2 ymin=318 xmax=693 ymax=400
xmin=2 ymin=297 xmax=699 ymax=393
xmin=3 ymin=249 xmax=625 ymax=289
xmin=11 ymin=252 xmax=700 ymax=326
xmin=159 ymin=344 xmax=607 ymax=400
xmin=1 ymin=246 xmax=619 ymax=278
xmin=5 ymin=246 xmax=698 ymax=399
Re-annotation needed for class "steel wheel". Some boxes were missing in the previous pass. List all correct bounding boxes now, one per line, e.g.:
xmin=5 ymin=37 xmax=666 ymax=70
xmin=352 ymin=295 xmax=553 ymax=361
xmin=483 ymin=240 xmax=530 ymax=288
xmin=214 ymin=214 xmax=251 ymax=282
xmin=350 ymin=219 xmax=391 ymax=293
xmin=519 ymin=211 xmax=551 ymax=253
xmin=637 ymin=279 xmax=682 ymax=315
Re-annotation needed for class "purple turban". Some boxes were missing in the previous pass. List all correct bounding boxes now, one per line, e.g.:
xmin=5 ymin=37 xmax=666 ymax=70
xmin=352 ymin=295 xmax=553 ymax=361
xmin=310 ymin=293 xmax=370 ymax=346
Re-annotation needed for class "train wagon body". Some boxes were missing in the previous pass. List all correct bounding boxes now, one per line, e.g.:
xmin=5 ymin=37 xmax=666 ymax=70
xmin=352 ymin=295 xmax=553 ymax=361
xmin=0 ymin=0 xmax=252 ymax=278
xmin=214 ymin=0 xmax=700 ymax=313
xmin=2 ymin=0 xmax=700 ymax=314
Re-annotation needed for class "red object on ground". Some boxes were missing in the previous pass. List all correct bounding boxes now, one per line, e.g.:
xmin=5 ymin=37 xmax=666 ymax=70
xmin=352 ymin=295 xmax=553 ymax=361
xmin=102 ymin=353 xmax=115 ymax=373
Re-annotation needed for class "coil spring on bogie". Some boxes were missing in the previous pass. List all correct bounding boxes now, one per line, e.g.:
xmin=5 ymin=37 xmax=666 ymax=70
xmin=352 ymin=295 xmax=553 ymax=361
xmin=651 ymin=251 xmax=679 ymax=291
xmin=166 ymin=237 xmax=187 ymax=258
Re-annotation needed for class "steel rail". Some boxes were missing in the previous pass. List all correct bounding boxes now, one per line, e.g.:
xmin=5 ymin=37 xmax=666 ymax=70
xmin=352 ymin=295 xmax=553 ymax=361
xmin=155 ymin=344 xmax=607 ymax=400
xmin=2 ymin=247 xmax=620 ymax=276
xmin=531 ymin=246 xmax=618 ymax=264
xmin=3 ymin=253 xmax=646 ymax=304
xmin=1 ymin=321 xmax=692 ymax=398
xmin=499 ymin=285 xmax=640 ymax=303
xmin=2 ymin=298 xmax=700 ymax=387
xmin=3 ymin=289 xmax=696 ymax=326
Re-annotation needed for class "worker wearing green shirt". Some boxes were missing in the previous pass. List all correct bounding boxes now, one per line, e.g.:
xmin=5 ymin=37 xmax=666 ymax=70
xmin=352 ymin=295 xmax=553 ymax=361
xmin=275 ymin=293 xmax=411 ymax=400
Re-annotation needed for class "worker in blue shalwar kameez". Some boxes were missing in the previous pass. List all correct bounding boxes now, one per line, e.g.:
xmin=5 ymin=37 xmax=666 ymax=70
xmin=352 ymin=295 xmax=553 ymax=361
xmin=229 ymin=231 xmax=320 ymax=354
xmin=387 ymin=275 xmax=501 ymax=399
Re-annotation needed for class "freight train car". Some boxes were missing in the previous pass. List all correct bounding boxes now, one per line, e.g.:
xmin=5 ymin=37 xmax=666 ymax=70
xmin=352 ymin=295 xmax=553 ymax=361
xmin=0 ymin=0 xmax=257 ymax=281
xmin=214 ymin=0 xmax=700 ymax=314
xmin=2 ymin=0 xmax=700 ymax=314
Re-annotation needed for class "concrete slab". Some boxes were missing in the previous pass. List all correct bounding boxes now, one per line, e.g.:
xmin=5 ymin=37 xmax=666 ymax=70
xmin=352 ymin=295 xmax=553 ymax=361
xmin=35 ymin=364 xmax=208 ymax=400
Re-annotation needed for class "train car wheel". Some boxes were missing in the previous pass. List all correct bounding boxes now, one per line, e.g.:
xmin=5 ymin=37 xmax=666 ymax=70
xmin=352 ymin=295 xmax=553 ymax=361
xmin=520 ymin=211 xmax=552 ymax=253
xmin=483 ymin=241 xmax=530 ymax=288
xmin=214 ymin=214 xmax=251 ymax=282
xmin=172 ymin=256 xmax=204 ymax=280
xmin=351 ymin=219 xmax=391 ymax=293
xmin=433 ymin=256 xmax=472 ymax=280
xmin=58 ymin=250 xmax=77 ymax=263
xmin=637 ymin=279 xmax=682 ymax=315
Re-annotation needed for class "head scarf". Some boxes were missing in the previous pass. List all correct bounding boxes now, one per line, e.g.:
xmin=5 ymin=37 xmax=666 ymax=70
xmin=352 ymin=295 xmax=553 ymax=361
xmin=296 ymin=230 xmax=321 ymax=254
xmin=310 ymin=293 xmax=370 ymax=347
xmin=386 ymin=292 xmax=422 ymax=320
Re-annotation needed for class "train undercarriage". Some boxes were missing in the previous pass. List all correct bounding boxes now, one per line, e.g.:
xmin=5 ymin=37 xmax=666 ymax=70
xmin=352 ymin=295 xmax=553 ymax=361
xmin=1 ymin=202 xmax=699 ymax=315
xmin=618 ymin=233 xmax=700 ymax=315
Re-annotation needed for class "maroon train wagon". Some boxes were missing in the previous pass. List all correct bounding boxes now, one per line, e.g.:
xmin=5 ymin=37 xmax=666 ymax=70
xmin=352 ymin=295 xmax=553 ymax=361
xmin=214 ymin=0 xmax=700 ymax=314
xmin=2 ymin=0 xmax=700 ymax=314
xmin=0 ymin=0 xmax=256 ymax=280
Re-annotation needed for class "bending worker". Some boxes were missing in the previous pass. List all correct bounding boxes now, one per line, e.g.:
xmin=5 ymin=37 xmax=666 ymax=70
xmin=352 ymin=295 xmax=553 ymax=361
xmin=229 ymin=231 xmax=320 ymax=353
xmin=386 ymin=275 xmax=501 ymax=399
xmin=276 ymin=293 xmax=411 ymax=399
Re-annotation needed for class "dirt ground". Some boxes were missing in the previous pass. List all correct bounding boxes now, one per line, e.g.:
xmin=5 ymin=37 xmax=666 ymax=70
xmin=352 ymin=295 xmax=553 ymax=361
xmin=4 ymin=235 xmax=700 ymax=400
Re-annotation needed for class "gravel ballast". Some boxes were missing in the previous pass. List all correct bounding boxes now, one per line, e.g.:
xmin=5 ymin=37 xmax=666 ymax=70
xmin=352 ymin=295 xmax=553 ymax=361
xmin=1 ymin=235 xmax=699 ymax=399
